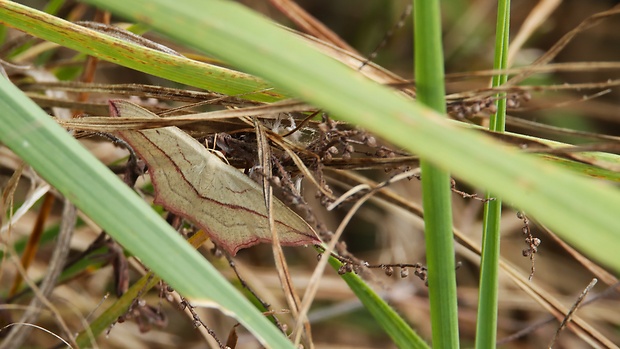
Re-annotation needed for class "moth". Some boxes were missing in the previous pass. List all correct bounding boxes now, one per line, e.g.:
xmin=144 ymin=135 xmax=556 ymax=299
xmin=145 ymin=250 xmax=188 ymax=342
xmin=110 ymin=100 xmax=320 ymax=255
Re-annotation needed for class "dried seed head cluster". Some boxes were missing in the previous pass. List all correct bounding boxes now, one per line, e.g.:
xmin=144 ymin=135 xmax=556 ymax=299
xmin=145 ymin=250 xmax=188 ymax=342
xmin=448 ymin=97 xmax=498 ymax=119
xmin=448 ymin=92 xmax=531 ymax=119
xmin=517 ymin=211 xmax=540 ymax=280
xmin=310 ymin=113 xmax=388 ymax=163
xmin=328 ymin=250 xmax=428 ymax=284
xmin=379 ymin=263 xmax=428 ymax=283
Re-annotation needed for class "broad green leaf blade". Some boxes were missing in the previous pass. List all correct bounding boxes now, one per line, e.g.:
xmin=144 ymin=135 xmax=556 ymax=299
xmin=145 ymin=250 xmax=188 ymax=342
xmin=73 ymin=1 xmax=620 ymax=270
xmin=0 ymin=78 xmax=295 ymax=348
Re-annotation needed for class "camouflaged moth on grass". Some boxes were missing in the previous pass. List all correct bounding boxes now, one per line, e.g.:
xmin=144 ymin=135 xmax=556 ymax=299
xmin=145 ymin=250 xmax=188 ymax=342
xmin=110 ymin=100 xmax=320 ymax=255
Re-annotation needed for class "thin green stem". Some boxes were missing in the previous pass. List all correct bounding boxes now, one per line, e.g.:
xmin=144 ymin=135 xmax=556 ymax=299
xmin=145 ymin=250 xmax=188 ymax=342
xmin=475 ymin=0 xmax=510 ymax=348
xmin=414 ymin=1 xmax=459 ymax=348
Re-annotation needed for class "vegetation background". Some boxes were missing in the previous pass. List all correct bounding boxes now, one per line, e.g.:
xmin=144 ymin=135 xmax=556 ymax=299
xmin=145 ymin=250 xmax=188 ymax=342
xmin=1 ymin=0 xmax=620 ymax=348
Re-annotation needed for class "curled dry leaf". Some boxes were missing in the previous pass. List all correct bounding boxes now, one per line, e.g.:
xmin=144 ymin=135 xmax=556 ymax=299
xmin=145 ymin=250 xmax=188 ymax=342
xmin=110 ymin=100 xmax=320 ymax=255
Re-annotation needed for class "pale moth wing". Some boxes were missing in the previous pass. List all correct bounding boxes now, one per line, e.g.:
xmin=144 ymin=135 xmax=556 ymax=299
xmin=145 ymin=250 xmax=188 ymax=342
xmin=110 ymin=100 xmax=320 ymax=255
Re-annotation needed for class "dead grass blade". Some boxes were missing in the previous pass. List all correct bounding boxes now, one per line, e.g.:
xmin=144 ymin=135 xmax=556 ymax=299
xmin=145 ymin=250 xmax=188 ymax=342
xmin=507 ymin=0 xmax=562 ymax=66
xmin=508 ymin=4 xmax=620 ymax=86
xmin=268 ymin=134 xmax=337 ymax=201
xmin=268 ymin=0 xmax=357 ymax=53
xmin=540 ymin=224 xmax=618 ymax=286
xmin=8 ymin=193 xmax=54 ymax=297
xmin=21 ymin=81 xmax=253 ymax=104
xmin=549 ymin=278 xmax=598 ymax=349
xmin=0 ymin=163 xmax=24 ymax=229
xmin=0 ymin=200 xmax=77 ymax=349
xmin=293 ymin=168 xmax=421 ymax=345
xmin=255 ymin=118 xmax=313 ymax=348
xmin=58 ymin=99 xmax=314 ymax=131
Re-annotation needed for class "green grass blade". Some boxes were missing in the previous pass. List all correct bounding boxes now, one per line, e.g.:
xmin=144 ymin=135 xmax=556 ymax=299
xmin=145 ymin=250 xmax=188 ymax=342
xmin=0 ymin=1 xmax=283 ymax=102
xmin=328 ymin=256 xmax=430 ymax=349
xmin=413 ymin=0 xmax=459 ymax=347
xmin=476 ymin=0 xmax=511 ymax=347
xmin=538 ymin=154 xmax=620 ymax=181
xmin=0 ymin=78 xmax=295 ymax=348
